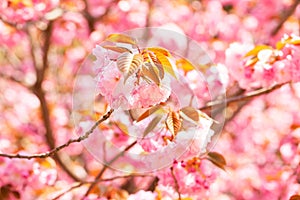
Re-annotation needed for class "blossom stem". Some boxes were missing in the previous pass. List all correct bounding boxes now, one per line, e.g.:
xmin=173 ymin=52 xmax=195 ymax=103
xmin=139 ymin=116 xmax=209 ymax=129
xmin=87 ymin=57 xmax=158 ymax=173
xmin=170 ymin=166 xmax=182 ymax=200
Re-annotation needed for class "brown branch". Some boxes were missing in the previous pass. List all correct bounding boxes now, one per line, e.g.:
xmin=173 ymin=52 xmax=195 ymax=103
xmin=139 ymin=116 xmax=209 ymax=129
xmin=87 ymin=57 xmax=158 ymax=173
xmin=83 ymin=140 xmax=138 ymax=198
xmin=52 ymin=182 xmax=84 ymax=200
xmin=26 ymin=22 xmax=83 ymax=181
xmin=170 ymin=166 xmax=181 ymax=200
xmin=271 ymin=0 xmax=300 ymax=36
xmin=82 ymin=0 xmax=120 ymax=32
xmin=0 ymin=16 xmax=18 ymax=28
xmin=52 ymin=174 xmax=154 ymax=200
xmin=0 ymin=109 xmax=114 ymax=159
xmin=0 ymin=73 xmax=24 ymax=86
xmin=200 ymin=82 xmax=288 ymax=110
xmin=0 ymin=81 xmax=287 ymax=159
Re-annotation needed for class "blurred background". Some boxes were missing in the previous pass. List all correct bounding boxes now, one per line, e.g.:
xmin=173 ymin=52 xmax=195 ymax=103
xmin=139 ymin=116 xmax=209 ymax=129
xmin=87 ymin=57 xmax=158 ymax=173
xmin=0 ymin=0 xmax=300 ymax=199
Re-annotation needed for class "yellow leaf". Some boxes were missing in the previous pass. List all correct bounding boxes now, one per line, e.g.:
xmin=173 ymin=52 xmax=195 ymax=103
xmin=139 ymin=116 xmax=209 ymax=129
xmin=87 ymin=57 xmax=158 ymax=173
xmin=245 ymin=57 xmax=259 ymax=67
xmin=207 ymin=152 xmax=227 ymax=171
xmin=176 ymin=58 xmax=195 ymax=73
xmin=115 ymin=121 xmax=129 ymax=135
xmin=180 ymin=106 xmax=199 ymax=123
xmin=38 ymin=157 xmax=56 ymax=169
xmin=147 ymin=47 xmax=171 ymax=57
xmin=117 ymin=52 xmax=144 ymax=83
xmin=106 ymin=33 xmax=136 ymax=45
xmin=277 ymin=37 xmax=300 ymax=50
xmin=244 ymin=45 xmax=272 ymax=58
xmin=143 ymin=115 xmax=163 ymax=137
xmin=155 ymin=52 xmax=177 ymax=79
xmin=276 ymin=41 xmax=285 ymax=50
xmin=166 ymin=111 xmax=182 ymax=136
xmin=102 ymin=45 xmax=132 ymax=53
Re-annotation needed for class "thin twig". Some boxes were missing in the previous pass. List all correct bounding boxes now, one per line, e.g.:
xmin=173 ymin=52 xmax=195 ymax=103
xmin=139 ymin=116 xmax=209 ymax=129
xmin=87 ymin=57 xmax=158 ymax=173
xmin=83 ymin=140 xmax=138 ymax=198
xmin=0 ymin=109 xmax=114 ymax=159
xmin=52 ymin=182 xmax=85 ymax=200
xmin=0 ymin=82 xmax=287 ymax=159
xmin=52 ymin=174 xmax=155 ymax=200
xmin=0 ymin=73 xmax=24 ymax=85
xmin=271 ymin=0 xmax=300 ymax=36
xmin=170 ymin=166 xmax=181 ymax=200
xmin=200 ymin=82 xmax=288 ymax=110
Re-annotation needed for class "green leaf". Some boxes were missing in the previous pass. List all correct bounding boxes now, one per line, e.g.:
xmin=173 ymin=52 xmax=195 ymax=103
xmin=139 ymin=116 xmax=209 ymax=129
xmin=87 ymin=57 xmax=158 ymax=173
xmin=117 ymin=52 xmax=144 ymax=83
xmin=207 ymin=152 xmax=227 ymax=171
xmin=143 ymin=115 xmax=163 ymax=137
xmin=102 ymin=45 xmax=132 ymax=53
xmin=106 ymin=33 xmax=136 ymax=45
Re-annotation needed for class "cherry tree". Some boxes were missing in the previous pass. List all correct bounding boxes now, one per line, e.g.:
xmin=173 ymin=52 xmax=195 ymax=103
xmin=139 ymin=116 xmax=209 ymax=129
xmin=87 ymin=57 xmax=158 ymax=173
xmin=0 ymin=0 xmax=300 ymax=199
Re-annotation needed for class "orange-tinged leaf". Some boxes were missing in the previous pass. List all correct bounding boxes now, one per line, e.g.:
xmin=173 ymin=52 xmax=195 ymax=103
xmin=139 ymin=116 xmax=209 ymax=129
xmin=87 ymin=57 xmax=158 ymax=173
xmin=277 ymin=37 xmax=300 ymax=50
xmin=141 ymin=64 xmax=161 ymax=85
xmin=102 ymin=45 xmax=132 ymax=53
xmin=115 ymin=121 xmax=129 ymax=135
xmin=244 ymin=45 xmax=272 ymax=58
xmin=143 ymin=115 xmax=163 ymax=137
xmin=180 ymin=106 xmax=199 ymax=123
xmin=155 ymin=52 xmax=177 ymax=79
xmin=117 ymin=52 xmax=143 ymax=83
xmin=147 ymin=47 xmax=171 ymax=57
xmin=198 ymin=110 xmax=218 ymax=124
xmin=143 ymin=51 xmax=165 ymax=80
xmin=137 ymin=104 xmax=164 ymax=122
xmin=288 ymin=39 xmax=300 ymax=45
xmin=128 ymin=108 xmax=148 ymax=121
xmin=155 ymin=63 xmax=165 ymax=80
xmin=176 ymin=58 xmax=195 ymax=73
xmin=276 ymin=41 xmax=285 ymax=50
xmin=245 ymin=57 xmax=259 ymax=67
xmin=37 ymin=157 xmax=56 ymax=169
xmin=106 ymin=33 xmax=136 ymax=45
xmin=290 ymin=195 xmax=300 ymax=200
xmin=207 ymin=152 xmax=227 ymax=171
xmin=166 ymin=111 xmax=182 ymax=136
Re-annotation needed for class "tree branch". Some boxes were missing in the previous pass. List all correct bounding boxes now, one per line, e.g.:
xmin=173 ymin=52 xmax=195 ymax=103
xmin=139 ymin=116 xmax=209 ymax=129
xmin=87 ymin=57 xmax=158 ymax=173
xmin=52 ymin=174 xmax=155 ymax=200
xmin=0 ymin=109 xmax=114 ymax=159
xmin=82 ymin=0 xmax=120 ymax=32
xmin=26 ymin=21 xmax=84 ymax=181
xmin=200 ymin=82 xmax=288 ymax=110
xmin=83 ymin=140 xmax=138 ymax=198
xmin=271 ymin=0 xmax=300 ymax=36
xmin=170 ymin=166 xmax=181 ymax=200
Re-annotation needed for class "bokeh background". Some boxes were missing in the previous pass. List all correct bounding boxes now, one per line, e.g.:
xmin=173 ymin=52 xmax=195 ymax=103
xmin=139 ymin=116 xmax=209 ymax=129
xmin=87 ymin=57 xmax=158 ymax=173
xmin=1 ymin=0 xmax=300 ymax=199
